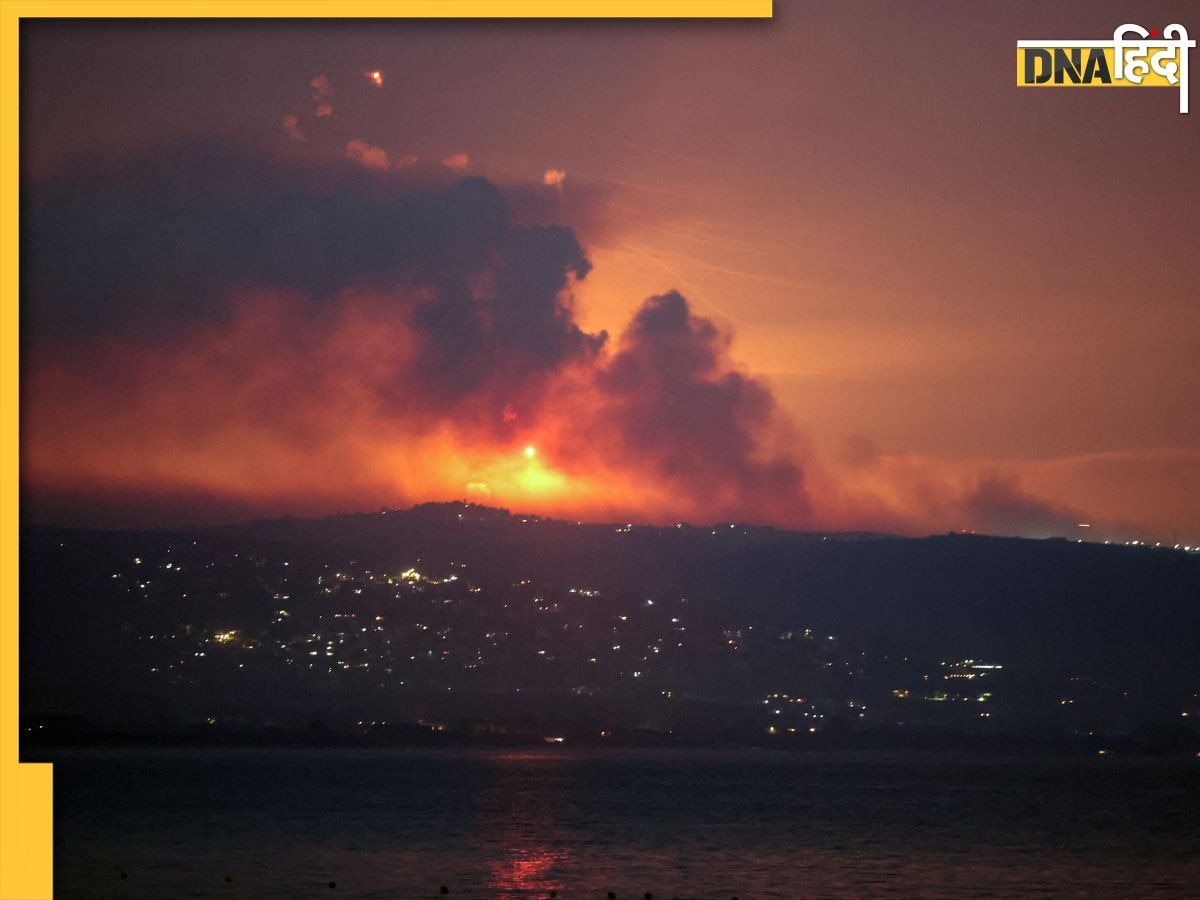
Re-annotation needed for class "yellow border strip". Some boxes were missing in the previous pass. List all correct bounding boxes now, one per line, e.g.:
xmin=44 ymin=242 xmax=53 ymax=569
xmin=0 ymin=3 xmax=770 ymax=897
xmin=3 ymin=0 xmax=772 ymax=18
xmin=1 ymin=4 xmax=52 ymax=897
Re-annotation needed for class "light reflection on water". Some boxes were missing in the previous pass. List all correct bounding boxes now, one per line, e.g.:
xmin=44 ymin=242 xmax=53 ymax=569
xmin=51 ymin=748 xmax=1200 ymax=898
xmin=488 ymin=845 xmax=568 ymax=898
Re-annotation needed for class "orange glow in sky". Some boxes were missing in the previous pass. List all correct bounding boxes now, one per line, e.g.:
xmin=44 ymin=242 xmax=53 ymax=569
xmin=17 ymin=14 xmax=1200 ymax=544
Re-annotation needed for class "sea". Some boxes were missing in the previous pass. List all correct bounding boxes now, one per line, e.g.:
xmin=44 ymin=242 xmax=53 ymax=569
xmin=49 ymin=748 xmax=1200 ymax=898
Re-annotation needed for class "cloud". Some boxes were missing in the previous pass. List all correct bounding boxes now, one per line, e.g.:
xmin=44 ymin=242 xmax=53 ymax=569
xmin=282 ymin=114 xmax=304 ymax=141
xmin=806 ymin=444 xmax=1087 ymax=539
xmin=543 ymin=168 xmax=566 ymax=188
xmin=24 ymin=284 xmax=810 ymax=529
xmin=23 ymin=143 xmax=549 ymax=340
xmin=310 ymin=73 xmax=334 ymax=99
xmin=585 ymin=291 xmax=808 ymax=521
xmin=310 ymin=72 xmax=334 ymax=116
xmin=345 ymin=138 xmax=390 ymax=170
xmin=21 ymin=142 xmax=1088 ymax=537
xmin=24 ymin=144 xmax=605 ymax=402
xmin=442 ymin=152 xmax=470 ymax=171
xmin=958 ymin=472 xmax=1079 ymax=539
xmin=22 ymin=144 xmax=807 ymax=527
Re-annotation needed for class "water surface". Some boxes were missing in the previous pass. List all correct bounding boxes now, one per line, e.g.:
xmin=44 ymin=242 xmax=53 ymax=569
xmin=52 ymin=748 xmax=1200 ymax=898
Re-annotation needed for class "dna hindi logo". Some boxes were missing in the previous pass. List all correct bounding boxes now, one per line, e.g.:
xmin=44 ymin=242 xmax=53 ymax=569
xmin=1017 ymin=24 xmax=1195 ymax=113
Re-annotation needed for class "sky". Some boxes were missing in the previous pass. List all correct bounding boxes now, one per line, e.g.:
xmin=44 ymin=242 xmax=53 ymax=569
xmin=18 ymin=3 xmax=1200 ymax=542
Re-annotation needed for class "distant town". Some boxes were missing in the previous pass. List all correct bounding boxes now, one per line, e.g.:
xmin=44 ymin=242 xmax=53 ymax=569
xmin=21 ymin=503 xmax=1200 ymax=753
